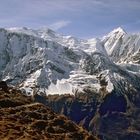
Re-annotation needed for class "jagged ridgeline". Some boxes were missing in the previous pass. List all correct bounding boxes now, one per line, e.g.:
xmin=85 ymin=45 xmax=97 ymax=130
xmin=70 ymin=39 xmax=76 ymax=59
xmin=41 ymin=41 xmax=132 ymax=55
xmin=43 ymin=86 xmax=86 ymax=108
xmin=0 ymin=27 xmax=140 ymax=139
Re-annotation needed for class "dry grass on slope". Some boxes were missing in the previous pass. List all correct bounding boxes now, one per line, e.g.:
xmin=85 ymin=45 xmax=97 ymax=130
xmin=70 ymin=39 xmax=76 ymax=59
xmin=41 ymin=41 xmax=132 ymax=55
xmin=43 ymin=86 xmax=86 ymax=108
xmin=0 ymin=84 xmax=99 ymax=140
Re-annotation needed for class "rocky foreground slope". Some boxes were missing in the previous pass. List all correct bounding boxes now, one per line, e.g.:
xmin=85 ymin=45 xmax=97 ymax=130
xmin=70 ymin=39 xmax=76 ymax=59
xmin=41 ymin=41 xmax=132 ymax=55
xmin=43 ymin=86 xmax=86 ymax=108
xmin=0 ymin=83 xmax=98 ymax=140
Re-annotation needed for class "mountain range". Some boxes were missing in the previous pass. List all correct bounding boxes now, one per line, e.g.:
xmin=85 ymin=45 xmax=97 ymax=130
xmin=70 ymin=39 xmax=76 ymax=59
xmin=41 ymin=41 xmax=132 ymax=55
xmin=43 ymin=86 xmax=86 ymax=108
xmin=0 ymin=27 xmax=140 ymax=139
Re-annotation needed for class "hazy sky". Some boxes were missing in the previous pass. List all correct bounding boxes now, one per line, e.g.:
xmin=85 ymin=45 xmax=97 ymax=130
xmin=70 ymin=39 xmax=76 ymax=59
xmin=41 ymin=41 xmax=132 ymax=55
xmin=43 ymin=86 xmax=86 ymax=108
xmin=0 ymin=0 xmax=140 ymax=38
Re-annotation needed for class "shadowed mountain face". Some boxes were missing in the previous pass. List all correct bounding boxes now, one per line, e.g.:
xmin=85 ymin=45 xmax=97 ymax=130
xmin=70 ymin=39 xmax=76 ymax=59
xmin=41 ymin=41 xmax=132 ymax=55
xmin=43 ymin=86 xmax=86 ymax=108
xmin=44 ymin=89 xmax=140 ymax=140
xmin=0 ymin=83 xmax=98 ymax=140
xmin=98 ymin=91 xmax=127 ymax=116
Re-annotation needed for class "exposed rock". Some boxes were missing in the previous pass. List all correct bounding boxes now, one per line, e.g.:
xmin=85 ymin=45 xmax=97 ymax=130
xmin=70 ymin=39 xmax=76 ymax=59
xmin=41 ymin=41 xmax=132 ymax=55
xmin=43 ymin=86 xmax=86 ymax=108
xmin=0 ymin=86 xmax=98 ymax=140
xmin=0 ymin=81 xmax=9 ymax=93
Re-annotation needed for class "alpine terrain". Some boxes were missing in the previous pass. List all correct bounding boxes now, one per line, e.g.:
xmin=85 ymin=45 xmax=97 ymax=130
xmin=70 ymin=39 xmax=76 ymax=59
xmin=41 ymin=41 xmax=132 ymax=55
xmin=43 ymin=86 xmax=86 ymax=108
xmin=0 ymin=27 xmax=140 ymax=139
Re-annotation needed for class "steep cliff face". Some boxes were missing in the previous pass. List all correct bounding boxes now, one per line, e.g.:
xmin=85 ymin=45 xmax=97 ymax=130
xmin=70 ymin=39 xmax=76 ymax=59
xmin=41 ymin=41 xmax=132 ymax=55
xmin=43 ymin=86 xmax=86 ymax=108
xmin=0 ymin=28 xmax=76 ymax=89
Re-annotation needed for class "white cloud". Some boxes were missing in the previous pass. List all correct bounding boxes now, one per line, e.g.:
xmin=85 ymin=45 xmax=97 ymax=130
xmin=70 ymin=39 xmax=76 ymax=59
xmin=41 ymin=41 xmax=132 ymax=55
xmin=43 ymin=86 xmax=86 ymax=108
xmin=49 ymin=20 xmax=71 ymax=30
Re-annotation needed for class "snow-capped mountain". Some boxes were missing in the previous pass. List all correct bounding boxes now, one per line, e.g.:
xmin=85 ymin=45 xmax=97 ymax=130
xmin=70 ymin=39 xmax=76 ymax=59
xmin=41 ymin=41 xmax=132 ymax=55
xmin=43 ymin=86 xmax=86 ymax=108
xmin=0 ymin=27 xmax=140 ymax=96
xmin=103 ymin=27 xmax=140 ymax=64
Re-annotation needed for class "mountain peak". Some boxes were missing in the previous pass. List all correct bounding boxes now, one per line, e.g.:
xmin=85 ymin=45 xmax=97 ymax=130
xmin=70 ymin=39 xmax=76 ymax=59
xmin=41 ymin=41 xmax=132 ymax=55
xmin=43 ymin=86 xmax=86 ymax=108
xmin=111 ymin=27 xmax=126 ymax=34
xmin=102 ymin=27 xmax=126 ymax=41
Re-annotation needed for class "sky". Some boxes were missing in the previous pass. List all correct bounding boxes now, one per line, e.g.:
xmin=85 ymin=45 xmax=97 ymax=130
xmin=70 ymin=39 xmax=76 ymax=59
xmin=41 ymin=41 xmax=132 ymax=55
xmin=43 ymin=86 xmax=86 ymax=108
xmin=0 ymin=0 xmax=140 ymax=38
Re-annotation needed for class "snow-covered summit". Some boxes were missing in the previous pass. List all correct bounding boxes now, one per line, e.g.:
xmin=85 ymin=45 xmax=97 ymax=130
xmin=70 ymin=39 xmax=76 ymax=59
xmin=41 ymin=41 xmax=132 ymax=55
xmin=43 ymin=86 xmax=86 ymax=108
xmin=0 ymin=27 xmax=140 ymax=95
xmin=6 ymin=27 xmax=39 ymax=37
xmin=102 ymin=27 xmax=140 ymax=64
xmin=102 ymin=27 xmax=126 ymax=56
xmin=108 ymin=27 xmax=126 ymax=34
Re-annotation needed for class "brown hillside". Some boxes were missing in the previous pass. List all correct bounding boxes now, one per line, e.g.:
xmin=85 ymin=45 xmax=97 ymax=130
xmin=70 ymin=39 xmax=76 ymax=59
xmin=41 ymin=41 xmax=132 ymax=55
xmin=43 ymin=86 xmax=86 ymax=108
xmin=0 ymin=83 xmax=98 ymax=140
